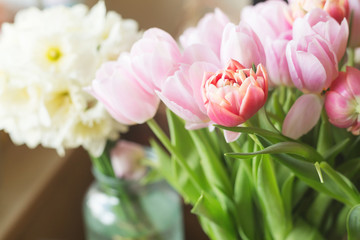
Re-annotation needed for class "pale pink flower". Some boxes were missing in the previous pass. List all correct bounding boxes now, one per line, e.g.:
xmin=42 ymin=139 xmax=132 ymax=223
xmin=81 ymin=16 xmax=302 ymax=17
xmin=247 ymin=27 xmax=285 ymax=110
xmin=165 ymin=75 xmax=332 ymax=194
xmin=292 ymin=8 xmax=349 ymax=61
xmin=110 ymin=140 xmax=147 ymax=180
xmin=286 ymin=34 xmax=338 ymax=93
xmin=241 ymin=0 xmax=293 ymax=86
xmin=202 ymin=59 xmax=268 ymax=127
xmin=88 ymin=53 xmax=160 ymax=125
xmin=289 ymin=0 xmax=349 ymax=23
xmin=220 ymin=22 xmax=266 ymax=68
xmin=348 ymin=0 xmax=360 ymax=47
xmin=130 ymin=28 xmax=182 ymax=92
xmin=264 ymin=32 xmax=293 ymax=86
xmin=282 ymin=94 xmax=323 ymax=139
xmin=180 ymin=8 xmax=230 ymax=58
xmin=241 ymin=0 xmax=292 ymax=41
xmin=325 ymin=67 xmax=360 ymax=134
xmin=157 ymin=44 xmax=220 ymax=129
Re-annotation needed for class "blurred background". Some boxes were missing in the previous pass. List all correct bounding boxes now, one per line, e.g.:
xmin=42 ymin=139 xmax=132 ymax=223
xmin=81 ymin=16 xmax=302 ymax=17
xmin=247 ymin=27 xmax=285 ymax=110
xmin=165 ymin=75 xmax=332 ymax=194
xmin=0 ymin=0 xmax=251 ymax=239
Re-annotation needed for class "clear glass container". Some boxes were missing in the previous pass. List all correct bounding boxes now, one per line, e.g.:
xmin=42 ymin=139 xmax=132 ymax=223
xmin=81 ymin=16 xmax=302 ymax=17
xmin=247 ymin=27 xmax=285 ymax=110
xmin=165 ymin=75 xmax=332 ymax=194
xmin=83 ymin=169 xmax=184 ymax=240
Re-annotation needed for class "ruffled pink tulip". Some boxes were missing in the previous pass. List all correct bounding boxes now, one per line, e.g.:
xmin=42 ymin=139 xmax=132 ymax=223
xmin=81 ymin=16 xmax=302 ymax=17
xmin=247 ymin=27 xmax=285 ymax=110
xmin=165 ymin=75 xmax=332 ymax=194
xmin=180 ymin=8 xmax=230 ymax=58
xmin=202 ymin=59 xmax=268 ymax=127
xmin=349 ymin=0 xmax=360 ymax=47
xmin=292 ymin=9 xmax=349 ymax=61
xmin=220 ymin=22 xmax=266 ymax=68
xmin=325 ymin=67 xmax=360 ymax=134
xmin=110 ymin=140 xmax=147 ymax=180
xmin=286 ymin=34 xmax=338 ymax=93
xmin=289 ymin=0 xmax=349 ymax=23
xmin=130 ymin=28 xmax=181 ymax=92
xmin=88 ymin=53 xmax=160 ymax=125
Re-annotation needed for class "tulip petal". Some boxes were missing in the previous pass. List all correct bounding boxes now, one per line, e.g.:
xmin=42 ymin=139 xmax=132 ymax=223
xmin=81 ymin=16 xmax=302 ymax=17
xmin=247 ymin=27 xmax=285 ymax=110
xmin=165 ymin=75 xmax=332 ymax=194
xmin=325 ymin=91 xmax=355 ymax=128
xmin=224 ymin=130 xmax=241 ymax=143
xmin=346 ymin=67 xmax=360 ymax=96
xmin=181 ymin=44 xmax=221 ymax=66
xmin=207 ymin=101 xmax=245 ymax=127
xmin=282 ymin=94 xmax=323 ymax=139
xmin=296 ymin=51 xmax=327 ymax=93
xmin=188 ymin=61 xmax=219 ymax=113
xmin=239 ymin=83 xmax=265 ymax=120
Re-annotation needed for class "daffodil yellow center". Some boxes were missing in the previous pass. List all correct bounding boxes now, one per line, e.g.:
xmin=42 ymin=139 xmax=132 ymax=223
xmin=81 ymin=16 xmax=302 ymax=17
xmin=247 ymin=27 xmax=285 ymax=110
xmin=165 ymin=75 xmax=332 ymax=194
xmin=46 ymin=47 xmax=62 ymax=62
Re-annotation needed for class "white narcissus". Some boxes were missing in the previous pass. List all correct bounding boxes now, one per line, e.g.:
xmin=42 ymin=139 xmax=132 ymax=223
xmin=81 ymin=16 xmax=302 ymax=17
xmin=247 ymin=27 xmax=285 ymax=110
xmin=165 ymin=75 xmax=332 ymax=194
xmin=0 ymin=1 xmax=140 ymax=156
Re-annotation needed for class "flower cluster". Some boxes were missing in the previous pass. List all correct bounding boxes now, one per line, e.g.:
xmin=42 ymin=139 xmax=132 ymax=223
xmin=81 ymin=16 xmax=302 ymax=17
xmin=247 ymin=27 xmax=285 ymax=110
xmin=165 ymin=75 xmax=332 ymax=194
xmin=0 ymin=1 xmax=141 ymax=156
xmin=89 ymin=0 xmax=360 ymax=239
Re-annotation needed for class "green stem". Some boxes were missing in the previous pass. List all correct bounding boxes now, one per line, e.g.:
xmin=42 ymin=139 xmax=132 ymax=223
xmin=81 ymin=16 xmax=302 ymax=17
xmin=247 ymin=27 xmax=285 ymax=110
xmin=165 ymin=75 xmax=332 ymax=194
xmin=147 ymin=119 xmax=205 ymax=193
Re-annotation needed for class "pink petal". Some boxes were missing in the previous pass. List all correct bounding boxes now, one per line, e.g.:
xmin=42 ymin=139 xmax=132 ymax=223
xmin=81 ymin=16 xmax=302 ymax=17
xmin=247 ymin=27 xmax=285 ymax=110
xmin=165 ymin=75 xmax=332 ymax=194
xmin=188 ymin=62 xmax=219 ymax=113
xmin=224 ymin=130 xmax=241 ymax=143
xmin=181 ymin=44 xmax=221 ymax=66
xmin=282 ymin=94 xmax=323 ymax=139
xmin=207 ymin=101 xmax=245 ymax=127
xmin=239 ymin=83 xmax=266 ymax=120
xmin=325 ymin=91 xmax=355 ymax=128
xmin=295 ymin=51 xmax=327 ymax=93
xmin=346 ymin=67 xmax=360 ymax=96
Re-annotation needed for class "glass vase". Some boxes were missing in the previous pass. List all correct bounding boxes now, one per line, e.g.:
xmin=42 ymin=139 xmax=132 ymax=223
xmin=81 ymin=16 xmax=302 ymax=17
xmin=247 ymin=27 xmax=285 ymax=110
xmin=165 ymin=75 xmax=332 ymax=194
xmin=83 ymin=169 xmax=184 ymax=240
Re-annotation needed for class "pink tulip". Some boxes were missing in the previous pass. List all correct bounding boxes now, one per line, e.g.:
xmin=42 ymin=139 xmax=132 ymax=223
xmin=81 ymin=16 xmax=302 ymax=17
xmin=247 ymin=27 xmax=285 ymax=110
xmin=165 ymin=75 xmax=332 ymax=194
xmin=264 ymin=32 xmax=293 ymax=87
xmin=289 ymin=0 xmax=349 ymax=23
xmin=241 ymin=0 xmax=293 ymax=86
xmin=349 ymin=0 xmax=360 ymax=47
xmin=325 ymin=67 xmax=360 ymax=134
xmin=286 ymin=34 xmax=338 ymax=93
xmin=282 ymin=94 xmax=323 ymax=139
xmin=110 ymin=140 xmax=147 ymax=180
xmin=130 ymin=28 xmax=182 ymax=92
xmin=220 ymin=22 xmax=266 ymax=68
xmin=157 ymin=44 xmax=220 ymax=129
xmin=292 ymin=8 xmax=349 ymax=61
xmin=88 ymin=53 xmax=160 ymax=125
xmin=202 ymin=59 xmax=268 ymax=127
xmin=180 ymin=8 xmax=230 ymax=58
xmin=241 ymin=0 xmax=292 ymax=41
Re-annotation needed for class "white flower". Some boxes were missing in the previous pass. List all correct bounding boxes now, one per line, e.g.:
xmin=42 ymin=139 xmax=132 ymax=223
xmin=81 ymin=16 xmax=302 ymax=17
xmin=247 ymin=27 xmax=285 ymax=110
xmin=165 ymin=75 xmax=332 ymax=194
xmin=0 ymin=1 xmax=141 ymax=156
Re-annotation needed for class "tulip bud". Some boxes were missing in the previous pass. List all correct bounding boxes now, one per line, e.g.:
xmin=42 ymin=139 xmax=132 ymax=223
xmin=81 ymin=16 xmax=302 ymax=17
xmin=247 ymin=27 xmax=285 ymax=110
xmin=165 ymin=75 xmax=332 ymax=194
xmin=110 ymin=140 xmax=147 ymax=180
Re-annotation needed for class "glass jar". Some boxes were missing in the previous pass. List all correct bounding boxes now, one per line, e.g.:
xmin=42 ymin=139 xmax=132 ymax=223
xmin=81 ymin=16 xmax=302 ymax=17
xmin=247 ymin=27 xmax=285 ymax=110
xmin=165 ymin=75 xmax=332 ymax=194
xmin=83 ymin=169 xmax=184 ymax=240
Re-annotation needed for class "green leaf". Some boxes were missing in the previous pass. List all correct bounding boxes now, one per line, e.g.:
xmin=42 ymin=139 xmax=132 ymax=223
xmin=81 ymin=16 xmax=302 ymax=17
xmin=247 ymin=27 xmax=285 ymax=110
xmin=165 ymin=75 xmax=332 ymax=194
xmin=281 ymin=174 xmax=295 ymax=221
xmin=257 ymin=154 xmax=291 ymax=240
xmin=147 ymin=119 xmax=207 ymax=195
xmin=323 ymin=138 xmax=350 ymax=163
xmin=347 ymin=205 xmax=360 ymax=240
xmin=320 ymin=162 xmax=360 ymax=206
xmin=216 ymin=125 xmax=290 ymax=142
xmin=305 ymin=193 xmax=332 ymax=228
xmin=316 ymin=110 xmax=333 ymax=157
xmin=234 ymin=163 xmax=255 ymax=240
xmin=337 ymin=157 xmax=360 ymax=179
xmin=285 ymin=219 xmax=325 ymax=240
xmin=188 ymin=129 xmax=232 ymax=196
xmin=226 ymin=142 xmax=323 ymax=163
xmin=191 ymin=193 xmax=235 ymax=235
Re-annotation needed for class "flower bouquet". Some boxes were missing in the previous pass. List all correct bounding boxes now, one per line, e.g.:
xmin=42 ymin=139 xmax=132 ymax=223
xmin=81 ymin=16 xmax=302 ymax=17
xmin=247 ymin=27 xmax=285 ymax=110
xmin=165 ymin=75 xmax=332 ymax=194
xmin=88 ymin=0 xmax=360 ymax=239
